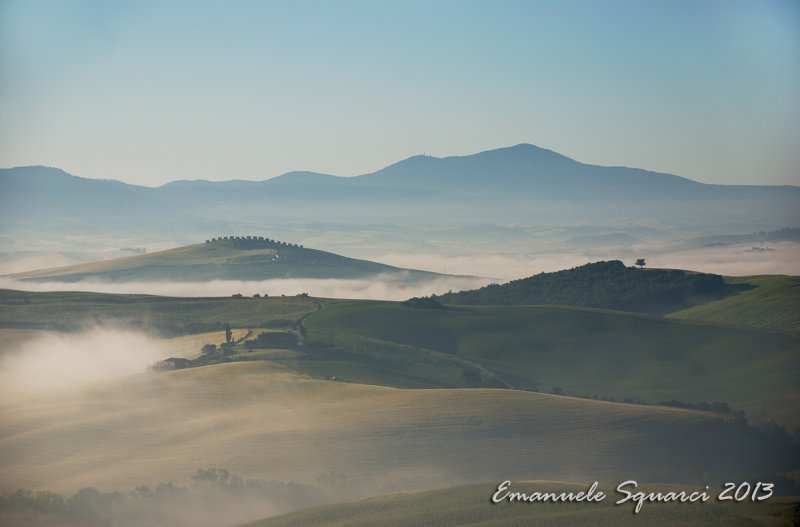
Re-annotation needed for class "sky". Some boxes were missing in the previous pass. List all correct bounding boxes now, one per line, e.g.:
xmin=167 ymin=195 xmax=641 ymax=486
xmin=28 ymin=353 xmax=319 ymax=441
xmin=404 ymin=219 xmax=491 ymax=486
xmin=1 ymin=0 xmax=798 ymax=188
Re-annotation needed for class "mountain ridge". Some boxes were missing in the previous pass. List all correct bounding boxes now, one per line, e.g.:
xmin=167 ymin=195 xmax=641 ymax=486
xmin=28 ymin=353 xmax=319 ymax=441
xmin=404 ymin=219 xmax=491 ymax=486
xmin=2 ymin=144 xmax=798 ymax=249
xmin=4 ymin=144 xmax=795 ymax=189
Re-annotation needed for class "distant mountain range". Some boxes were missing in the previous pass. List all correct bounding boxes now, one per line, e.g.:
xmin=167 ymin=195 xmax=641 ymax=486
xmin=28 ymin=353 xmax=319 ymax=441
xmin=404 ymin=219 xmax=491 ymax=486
xmin=1 ymin=144 xmax=798 ymax=252
xmin=6 ymin=236 xmax=448 ymax=283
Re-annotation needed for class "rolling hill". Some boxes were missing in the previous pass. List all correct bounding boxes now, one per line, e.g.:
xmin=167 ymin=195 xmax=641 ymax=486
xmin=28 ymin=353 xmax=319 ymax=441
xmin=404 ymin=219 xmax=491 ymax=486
xmin=239 ymin=481 xmax=800 ymax=527
xmin=5 ymin=236 xmax=448 ymax=283
xmin=668 ymin=274 xmax=800 ymax=334
xmin=431 ymin=260 xmax=799 ymax=333
xmin=0 ymin=288 xmax=319 ymax=335
xmin=2 ymin=286 xmax=797 ymax=428
xmin=435 ymin=260 xmax=752 ymax=315
xmin=1 ymin=362 xmax=797 ymax=501
xmin=1 ymin=282 xmax=798 ymax=525
xmin=300 ymin=300 xmax=800 ymax=429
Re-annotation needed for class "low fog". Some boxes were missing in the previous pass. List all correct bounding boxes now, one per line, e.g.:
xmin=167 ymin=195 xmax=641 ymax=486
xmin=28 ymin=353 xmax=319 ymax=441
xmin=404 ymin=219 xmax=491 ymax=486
xmin=0 ymin=252 xmax=80 ymax=275
xmin=642 ymin=241 xmax=800 ymax=276
xmin=0 ymin=327 xmax=167 ymax=394
xmin=0 ymin=353 xmax=462 ymax=527
xmin=374 ymin=241 xmax=800 ymax=279
xmin=0 ymin=239 xmax=797 ymax=306
xmin=1 ymin=242 xmax=796 ymax=304
xmin=0 ymin=274 xmax=494 ymax=300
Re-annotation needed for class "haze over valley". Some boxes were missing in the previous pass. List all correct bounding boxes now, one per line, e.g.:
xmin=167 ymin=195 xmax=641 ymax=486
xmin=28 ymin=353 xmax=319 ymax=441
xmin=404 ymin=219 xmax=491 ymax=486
xmin=2 ymin=1 xmax=799 ymax=524
xmin=1 ymin=144 xmax=798 ymax=526
xmin=2 ymin=145 xmax=798 ymax=290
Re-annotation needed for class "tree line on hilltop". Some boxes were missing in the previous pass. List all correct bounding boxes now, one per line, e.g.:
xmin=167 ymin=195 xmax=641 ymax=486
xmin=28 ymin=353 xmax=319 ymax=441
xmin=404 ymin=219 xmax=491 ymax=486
xmin=436 ymin=260 xmax=752 ymax=315
xmin=206 ymin=235 xmax=303 ymax=250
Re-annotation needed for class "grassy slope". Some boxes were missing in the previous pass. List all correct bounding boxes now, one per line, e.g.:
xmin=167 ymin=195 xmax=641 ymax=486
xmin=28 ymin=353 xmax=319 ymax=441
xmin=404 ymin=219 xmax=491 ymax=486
xmin=1 ymin=362 xmax=797 ymax=497
xmin=301 ymin=301 xmax=800 ymax=427
xmin=2 ymin=288 xmax=797 ymax=426
xmin=0 ymin=289 xmax=319 ymax=335
xmin=240 ymin=482 xmax=800 ymax=527
xmin=7 ymin=240 xmax=437 ymax=282
xmin=1 ymin=288 xmax=798 ymax=525
xmin=669 ymin=275 xmax=800 ymax=334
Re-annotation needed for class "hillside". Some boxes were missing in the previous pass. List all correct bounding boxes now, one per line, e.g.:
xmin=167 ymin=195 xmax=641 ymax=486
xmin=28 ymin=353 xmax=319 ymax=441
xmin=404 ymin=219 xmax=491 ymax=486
xmin=1 ymin=362 xmax=797 ymax=499
xmin=300 ymin=300 xmax=800 ymax=428
xmin=0 ymin=288 xmax=320 ymax=335
xmin=240 ymin=481 xmax=800 ymax=527
xmin=436 ymin=260 xmax=750 ymax=315
xmin=5 ymin=236 xmax=445 ymax=283
xmin=2 ymin=287 xmax=797 ymax=428
xmin=669 ymin=275 xmax=800 ymax=334
xmin=1 ymin=286 xmax=798 ymax=525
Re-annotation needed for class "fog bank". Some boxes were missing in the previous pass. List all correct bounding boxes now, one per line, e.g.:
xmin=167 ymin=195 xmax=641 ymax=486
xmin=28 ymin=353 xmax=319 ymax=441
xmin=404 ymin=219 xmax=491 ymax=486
xmin=0 ymin=328 xmax=167 ymax=394
xmin=0 ymin=274 xmax=493 ymax=300
xmin=374 ymin=242 xmax=800 ymax=278
xmin=0 ymin=242 xmax=796 ymax=302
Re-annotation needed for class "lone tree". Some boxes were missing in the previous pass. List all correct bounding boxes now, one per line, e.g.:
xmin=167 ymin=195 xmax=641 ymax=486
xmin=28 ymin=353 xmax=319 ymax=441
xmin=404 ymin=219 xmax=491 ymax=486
xmin=225 ymin=323 xmax=232 ymax=343
xmin=635 ymin=258 xmax=646 ymax=268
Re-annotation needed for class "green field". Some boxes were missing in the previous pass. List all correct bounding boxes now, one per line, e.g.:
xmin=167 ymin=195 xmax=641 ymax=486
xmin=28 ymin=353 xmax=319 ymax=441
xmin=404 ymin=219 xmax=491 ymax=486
xmin=2 ymin=288 xmax=798 ymax=427
xmin=669 ymin=275 xmax=800 ymax=334
xmin=437 ymin=262 xmax=799 ymax=334
xmin=300 ymin=300 xmax=800 ymax=428
xmin=0 ymin=288 xmax=320 ymax=335
xmin=239 ymin=481 xmax=800 ymax=527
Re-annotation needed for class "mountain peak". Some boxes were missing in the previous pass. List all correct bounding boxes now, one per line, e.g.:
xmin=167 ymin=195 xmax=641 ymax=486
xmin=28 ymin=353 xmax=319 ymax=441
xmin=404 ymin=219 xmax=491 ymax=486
xmin=356 ymin=142 xmax=582 ymax=188
xmin=268 ymin=171 xmax=342 ymax=184
xmin=466 ymin=143 xmax=578 ymax=164
xmin=1 ymin=165 xmax=76 ymax=181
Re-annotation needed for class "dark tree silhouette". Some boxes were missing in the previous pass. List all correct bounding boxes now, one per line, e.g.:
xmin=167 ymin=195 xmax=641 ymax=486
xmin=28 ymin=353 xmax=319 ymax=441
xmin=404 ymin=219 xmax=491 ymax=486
xmin=635 ymin=258 xmax=646 ymax=268
xmin=225 ymin=323 xmax=232 ymax=343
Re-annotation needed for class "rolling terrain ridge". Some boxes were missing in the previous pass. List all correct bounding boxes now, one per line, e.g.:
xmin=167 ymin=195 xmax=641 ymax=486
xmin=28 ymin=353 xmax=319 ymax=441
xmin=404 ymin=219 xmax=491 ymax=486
xmin=6 ymin=237 xmax=447 ymax=283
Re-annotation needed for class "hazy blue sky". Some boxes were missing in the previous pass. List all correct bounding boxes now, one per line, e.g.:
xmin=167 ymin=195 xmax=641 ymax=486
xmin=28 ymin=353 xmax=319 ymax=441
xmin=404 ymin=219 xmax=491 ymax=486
xmin=1 ymin=0 xmax=798 ymax=187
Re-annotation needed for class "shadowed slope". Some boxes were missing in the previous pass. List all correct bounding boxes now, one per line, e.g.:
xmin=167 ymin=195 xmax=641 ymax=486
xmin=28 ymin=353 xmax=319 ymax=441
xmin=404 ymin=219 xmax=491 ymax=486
xmin=436 ymin=260 xmax=752 ymax=315
xmin=1 ymin=362 xmax=796 ymax=497
xmin=301 ymin=301 xmax=800 ymax=427
xmin=239 ymin=481 xmax=800 ymax=527
xmin=669 ymin=275 xmax=800 ymax=334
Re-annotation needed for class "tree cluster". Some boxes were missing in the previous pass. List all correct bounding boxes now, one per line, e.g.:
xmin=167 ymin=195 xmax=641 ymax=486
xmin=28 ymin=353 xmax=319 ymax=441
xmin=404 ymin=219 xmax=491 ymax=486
xmin=206 ymin=236 xmax=302 ymax=250
xmin=244 ymin=331 xmax=299 ymax=350
xmin=402 ymin=296 xmax=446 ymax=309
xmin=436 ymin=260 xmax=749 ymax=315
